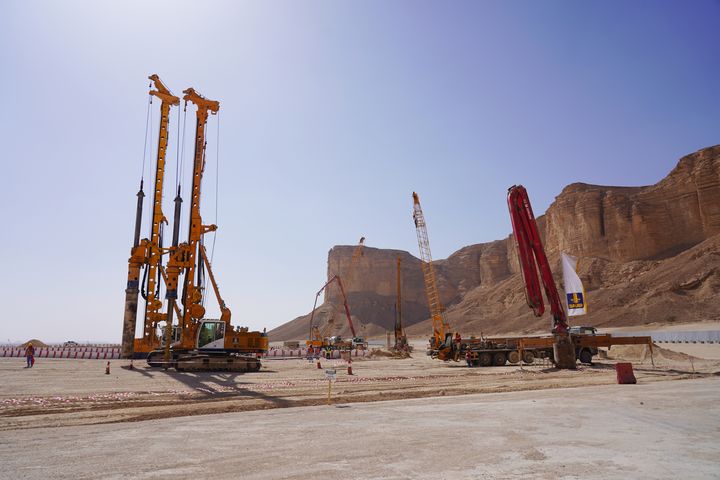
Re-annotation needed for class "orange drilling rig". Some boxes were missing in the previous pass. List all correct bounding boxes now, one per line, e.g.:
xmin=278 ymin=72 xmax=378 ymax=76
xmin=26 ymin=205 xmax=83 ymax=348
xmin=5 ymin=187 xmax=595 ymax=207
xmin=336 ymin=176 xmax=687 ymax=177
xmin=393 ymin=255 xmax=409 ymax=351
xmin=122 ymin=76 xmax=268 ymax=371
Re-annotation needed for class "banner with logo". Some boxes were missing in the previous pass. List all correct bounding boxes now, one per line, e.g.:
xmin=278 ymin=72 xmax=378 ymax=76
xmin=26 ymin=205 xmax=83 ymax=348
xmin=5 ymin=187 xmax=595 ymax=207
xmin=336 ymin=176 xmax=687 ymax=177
xmin=561 ymin=252 xmax=587 ymax=316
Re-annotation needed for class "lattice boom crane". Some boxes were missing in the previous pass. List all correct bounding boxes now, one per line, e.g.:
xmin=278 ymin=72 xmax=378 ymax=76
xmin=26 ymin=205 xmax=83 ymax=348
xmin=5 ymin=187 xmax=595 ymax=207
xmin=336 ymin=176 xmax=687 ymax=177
xmin=412 ymin=192 xmax=453 ymax=359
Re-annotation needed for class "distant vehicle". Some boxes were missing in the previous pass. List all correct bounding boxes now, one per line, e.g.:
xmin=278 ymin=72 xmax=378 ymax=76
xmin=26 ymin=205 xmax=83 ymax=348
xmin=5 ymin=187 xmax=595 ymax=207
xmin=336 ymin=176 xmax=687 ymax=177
xmin=63 ymin=341 xmax=79 ymax=347
xmin=568 ymin=326 xmax=598 ymax=336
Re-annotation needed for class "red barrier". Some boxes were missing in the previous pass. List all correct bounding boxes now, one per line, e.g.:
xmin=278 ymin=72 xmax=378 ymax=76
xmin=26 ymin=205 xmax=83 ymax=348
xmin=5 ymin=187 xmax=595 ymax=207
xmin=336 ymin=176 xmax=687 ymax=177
xmin=616 ymin=363 xmax=637 ymax=384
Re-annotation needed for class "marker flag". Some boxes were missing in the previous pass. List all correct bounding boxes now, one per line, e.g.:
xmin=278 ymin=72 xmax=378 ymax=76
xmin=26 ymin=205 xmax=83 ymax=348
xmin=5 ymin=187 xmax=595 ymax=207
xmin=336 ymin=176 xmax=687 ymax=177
xmin=561 ymin=252 xmax=587 ymax=316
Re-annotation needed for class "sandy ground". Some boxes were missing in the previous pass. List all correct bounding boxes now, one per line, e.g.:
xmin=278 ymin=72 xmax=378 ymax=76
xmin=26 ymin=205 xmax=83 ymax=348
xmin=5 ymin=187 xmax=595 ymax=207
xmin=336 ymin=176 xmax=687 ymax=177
xmin=1 ymin=344 xmax=718 ymax=431
xmin=1 ymin=378 xmax=718 ymax=479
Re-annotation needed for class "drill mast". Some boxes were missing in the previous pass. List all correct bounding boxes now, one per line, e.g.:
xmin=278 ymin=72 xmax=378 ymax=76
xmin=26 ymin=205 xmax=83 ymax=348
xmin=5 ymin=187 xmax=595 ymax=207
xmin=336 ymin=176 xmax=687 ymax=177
xmin=121 ymin=74 xmax=179 ymax=358
xmin=169 ymin=87 xmax=219 ymax=349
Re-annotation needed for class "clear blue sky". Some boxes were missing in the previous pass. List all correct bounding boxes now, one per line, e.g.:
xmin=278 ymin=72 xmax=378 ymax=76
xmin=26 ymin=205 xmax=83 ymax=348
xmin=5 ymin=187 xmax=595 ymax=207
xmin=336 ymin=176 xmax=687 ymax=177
xmin=1 ymin=1 xmax=718 ymax=343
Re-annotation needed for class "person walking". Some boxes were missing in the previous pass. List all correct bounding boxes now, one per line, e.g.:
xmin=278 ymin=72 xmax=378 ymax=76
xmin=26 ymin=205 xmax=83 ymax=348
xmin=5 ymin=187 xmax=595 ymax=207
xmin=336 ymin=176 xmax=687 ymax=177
xmin=25 ymin=342 xmax=35 ymax=368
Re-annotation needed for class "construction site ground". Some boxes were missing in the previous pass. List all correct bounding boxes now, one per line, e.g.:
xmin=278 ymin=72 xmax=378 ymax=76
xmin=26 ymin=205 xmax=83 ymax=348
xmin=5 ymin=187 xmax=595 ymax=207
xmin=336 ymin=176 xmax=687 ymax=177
xmin=1 ymin=341 xmax=718 ymax=432
xmin=1 ymin=376 xmax=718 ymax=479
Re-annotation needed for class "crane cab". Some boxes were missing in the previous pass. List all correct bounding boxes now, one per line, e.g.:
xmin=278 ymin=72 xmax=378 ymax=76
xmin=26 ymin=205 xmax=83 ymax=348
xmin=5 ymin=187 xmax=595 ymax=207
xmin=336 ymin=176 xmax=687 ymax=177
xmin=197 ymin=320 xmax=226 ymax=350
xmin=158 ymin=320 xmax=225 ymax=350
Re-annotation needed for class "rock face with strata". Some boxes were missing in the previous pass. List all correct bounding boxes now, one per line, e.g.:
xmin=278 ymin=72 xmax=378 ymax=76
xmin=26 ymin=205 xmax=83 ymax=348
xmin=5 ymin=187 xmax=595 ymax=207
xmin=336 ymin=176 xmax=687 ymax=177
xmin=543 ymin=145 xmax=720 ymax=262
xmin=270 ymin=146 xmax=720 ymax=341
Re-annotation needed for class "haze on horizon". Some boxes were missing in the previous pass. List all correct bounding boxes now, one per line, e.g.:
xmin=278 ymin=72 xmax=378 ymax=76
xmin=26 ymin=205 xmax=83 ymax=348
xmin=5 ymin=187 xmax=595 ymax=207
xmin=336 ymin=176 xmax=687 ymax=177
xmin=1 ymin=0 xmax=718 ymax=343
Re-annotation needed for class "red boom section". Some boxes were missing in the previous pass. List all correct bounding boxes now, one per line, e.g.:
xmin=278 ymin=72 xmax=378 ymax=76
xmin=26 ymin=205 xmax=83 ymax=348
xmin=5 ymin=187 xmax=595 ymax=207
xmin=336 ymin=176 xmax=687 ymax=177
xmin=309 ymin=275 xmax=357 ymax=338
xmin=507 ymin=185 xmax=568 ymax=334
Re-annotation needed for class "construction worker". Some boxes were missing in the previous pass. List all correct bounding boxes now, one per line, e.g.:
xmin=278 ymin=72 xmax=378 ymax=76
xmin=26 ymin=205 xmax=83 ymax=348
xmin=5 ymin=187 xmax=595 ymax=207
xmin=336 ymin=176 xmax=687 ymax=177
xmin=465 ymin=349 xmax=473 ymax=367
xmin=25 ymin=342 xmax=35 ymax=368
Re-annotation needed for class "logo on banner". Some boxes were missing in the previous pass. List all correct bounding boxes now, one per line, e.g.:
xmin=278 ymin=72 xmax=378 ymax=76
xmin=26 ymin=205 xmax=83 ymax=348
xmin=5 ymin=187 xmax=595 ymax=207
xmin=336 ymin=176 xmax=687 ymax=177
xmin=566 ymin=292 xmax=585 ymax=310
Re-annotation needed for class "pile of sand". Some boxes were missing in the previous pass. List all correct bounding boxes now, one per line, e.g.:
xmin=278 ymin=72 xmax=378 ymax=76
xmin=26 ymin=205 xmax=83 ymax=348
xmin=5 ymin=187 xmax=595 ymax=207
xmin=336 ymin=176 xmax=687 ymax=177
xmin=606 ymin=343 xmax=703 ymax=364
xmin=21 ymin=339 xmax=49 ymax=348
xmin=368 ymin=348 xmax=412 ymax=359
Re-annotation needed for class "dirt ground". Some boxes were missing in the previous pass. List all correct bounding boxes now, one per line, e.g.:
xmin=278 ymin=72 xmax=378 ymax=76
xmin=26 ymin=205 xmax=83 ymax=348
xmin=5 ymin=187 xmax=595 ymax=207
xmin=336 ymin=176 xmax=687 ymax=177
xmin=3 ymin=378 xmax=719 ymax=479
xmin=2 ymin=343 xmax=718 ymax=432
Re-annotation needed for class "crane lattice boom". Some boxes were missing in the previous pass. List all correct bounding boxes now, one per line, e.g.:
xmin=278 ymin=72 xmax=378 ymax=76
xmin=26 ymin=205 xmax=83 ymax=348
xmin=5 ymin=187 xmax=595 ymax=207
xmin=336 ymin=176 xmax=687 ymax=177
xmin=412 ymin=192 xmax=450 ymax=345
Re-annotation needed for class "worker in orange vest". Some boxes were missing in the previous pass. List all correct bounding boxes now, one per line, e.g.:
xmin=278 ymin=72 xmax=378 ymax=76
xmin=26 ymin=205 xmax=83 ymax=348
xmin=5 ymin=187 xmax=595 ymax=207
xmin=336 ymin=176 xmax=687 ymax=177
xmin=25 ymin=342 xmax=35 ymax=368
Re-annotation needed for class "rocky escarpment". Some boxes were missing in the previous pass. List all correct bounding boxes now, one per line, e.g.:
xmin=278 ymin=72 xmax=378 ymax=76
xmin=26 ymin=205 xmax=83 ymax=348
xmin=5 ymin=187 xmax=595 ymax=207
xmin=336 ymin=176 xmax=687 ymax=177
xmin=543 ymin=145 xmax=720 ymax=262
xmin=270 ymin=145 xmax=720 ymax=341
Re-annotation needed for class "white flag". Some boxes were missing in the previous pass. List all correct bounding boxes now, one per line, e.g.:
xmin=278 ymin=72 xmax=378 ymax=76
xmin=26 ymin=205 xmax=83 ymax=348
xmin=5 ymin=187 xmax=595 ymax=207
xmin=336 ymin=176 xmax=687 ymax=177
xmin=561 ymin=252 xmax=587 ymax=316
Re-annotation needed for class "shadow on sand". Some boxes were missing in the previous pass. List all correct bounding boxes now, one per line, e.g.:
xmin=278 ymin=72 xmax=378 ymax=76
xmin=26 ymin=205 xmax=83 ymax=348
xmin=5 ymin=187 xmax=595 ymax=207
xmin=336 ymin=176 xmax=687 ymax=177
xmin=125 ymin=365 xmax=292 ymax=407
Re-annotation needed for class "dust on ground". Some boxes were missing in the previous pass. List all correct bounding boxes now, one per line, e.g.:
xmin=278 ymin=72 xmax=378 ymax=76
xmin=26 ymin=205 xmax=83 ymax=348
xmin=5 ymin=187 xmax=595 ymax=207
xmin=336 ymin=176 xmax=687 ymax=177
xmin=2 ymin=346 xmax=718 ymax=431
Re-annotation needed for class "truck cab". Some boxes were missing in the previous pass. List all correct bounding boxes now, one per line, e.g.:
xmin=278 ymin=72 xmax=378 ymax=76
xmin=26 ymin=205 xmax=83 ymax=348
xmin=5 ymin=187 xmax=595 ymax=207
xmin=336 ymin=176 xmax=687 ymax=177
xmin=569 ymin=326 xmax=597 ymax=336
xmin=569 ymin=326 xmax=599 ymax=364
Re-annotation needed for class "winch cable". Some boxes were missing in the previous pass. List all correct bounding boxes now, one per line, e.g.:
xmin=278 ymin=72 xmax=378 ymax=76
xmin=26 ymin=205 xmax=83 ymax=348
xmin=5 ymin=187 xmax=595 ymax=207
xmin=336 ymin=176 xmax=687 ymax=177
xmin=199 ymin=236 xmax=206 ymax=308
xmin=144 ymin=95 xmax=155 ymax=232
xmin=137 ymin=87 xmax=153 ymax=304
xmin=178 ymin=101 xmax=188 ymax=195
xmin=139 ymin=85 xmax=152 ymax=186
xmin=140 ymin=260 xmax=149 ymax=301
xmin=156 ymin=222 xmax=164 ymax=299
xmin=210 ymin=111 xmax=220 ymax=266
xmin=176 ymin=101 xmax=188 ymax=237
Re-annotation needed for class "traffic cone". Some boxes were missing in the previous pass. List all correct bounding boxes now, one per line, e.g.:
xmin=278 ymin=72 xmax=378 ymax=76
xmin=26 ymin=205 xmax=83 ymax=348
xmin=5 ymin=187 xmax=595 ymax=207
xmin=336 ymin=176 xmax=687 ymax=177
xmin=316 ymin=361 xmax=322 ymax=369
xmin=105 ymin=361 xmax=110 ymax=375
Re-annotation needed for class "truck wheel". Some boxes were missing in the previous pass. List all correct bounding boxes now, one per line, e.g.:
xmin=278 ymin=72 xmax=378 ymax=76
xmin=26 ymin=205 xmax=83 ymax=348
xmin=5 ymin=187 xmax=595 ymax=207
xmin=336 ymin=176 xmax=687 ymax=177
xmin=479 ymin=352 xmax=492 ymax=367
xmin=492 ymin=352 xmax=507 ymax=366
xmin=522 ymin=351 xmax=535 ymax=364
xmin=578 ymin=349 xmax=593 ymax=364
xmin=507 ymin=350 xmax=521 ymax=364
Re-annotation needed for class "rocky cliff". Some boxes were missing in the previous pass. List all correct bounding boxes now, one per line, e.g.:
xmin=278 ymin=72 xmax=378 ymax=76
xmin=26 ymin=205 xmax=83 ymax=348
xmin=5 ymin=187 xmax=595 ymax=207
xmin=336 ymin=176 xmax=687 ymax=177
xmin=270 ymin=145 xmax=720 ymax=341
